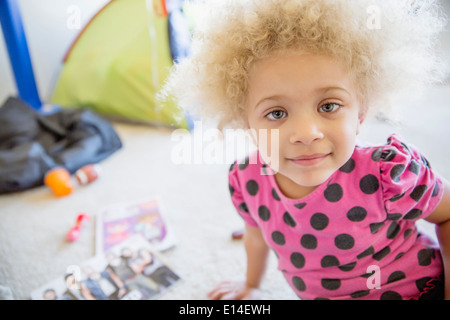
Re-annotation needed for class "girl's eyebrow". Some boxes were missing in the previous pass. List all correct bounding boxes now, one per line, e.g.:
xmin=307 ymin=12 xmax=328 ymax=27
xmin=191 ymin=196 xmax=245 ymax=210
xmin=316 ymin=86 xmax=351 ymax=96
xmin=254 ymin=86 xmax=351 ymax=110
xmin=254 ymin=95 xmax=285 ymax=110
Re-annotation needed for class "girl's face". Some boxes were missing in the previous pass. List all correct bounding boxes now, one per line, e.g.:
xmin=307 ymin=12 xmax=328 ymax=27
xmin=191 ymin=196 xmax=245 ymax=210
xmin=246 ymin=52 xmax=364 ymax=199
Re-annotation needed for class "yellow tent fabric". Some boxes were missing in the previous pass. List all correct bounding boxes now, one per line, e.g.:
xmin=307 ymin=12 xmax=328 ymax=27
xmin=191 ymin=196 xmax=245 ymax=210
xmin=51 ymin=0 xmax=189 ymax=129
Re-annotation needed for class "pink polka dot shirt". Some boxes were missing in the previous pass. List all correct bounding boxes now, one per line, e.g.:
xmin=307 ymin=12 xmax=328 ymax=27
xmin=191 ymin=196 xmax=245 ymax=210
xmin=228 ymin=135 xmax=444 ymax=300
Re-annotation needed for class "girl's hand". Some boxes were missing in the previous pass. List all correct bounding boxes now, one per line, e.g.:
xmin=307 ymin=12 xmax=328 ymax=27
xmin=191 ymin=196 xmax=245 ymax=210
xmin=207 ymin=281 xmax=259 ymax=300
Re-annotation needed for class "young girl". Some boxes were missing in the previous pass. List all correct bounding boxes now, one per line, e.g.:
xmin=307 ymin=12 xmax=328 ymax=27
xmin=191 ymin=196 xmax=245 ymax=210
xmin=164 ymin=0 xmax=450 ymax=300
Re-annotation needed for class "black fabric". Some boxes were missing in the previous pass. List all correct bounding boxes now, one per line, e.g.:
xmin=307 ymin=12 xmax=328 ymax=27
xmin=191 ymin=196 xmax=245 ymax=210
xmin=415 ymin=274 xmax=445 ymax=300
xmin=0 ymin=97 xmax=122 ymax=194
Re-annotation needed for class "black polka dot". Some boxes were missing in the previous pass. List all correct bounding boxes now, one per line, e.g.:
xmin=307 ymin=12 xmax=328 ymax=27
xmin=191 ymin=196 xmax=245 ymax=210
xmin=310 ymin=213 xmax=329 ymax=231
xmin=321 ymin=279 xmax=341 ymax=291
xmin=371 ymin=148 xmax=383 ymax=161
xmin=238 ymin=157 xmax=249 ymax=170
xmin=357 ymin=246 xmax=375 ymax=259
xmin=246 ymin=180 xmax=259 ymax=196
xmin=339 ymin=158 xmax=355 ymax=173
xmin=290 ymin=252 xmax=305 ymax=269
xmin=387 ymin=271 xmax=406 ymax=284
xmin=347 ymin=206 xmax=367 ymax=222
xmin=335 ymin=234 xmax=355 ymax=250
xmin=395 ymin=252 xmax=405 ymax=260
xmin=369 ymin=222 xmax=384 ymax=234
xmin=321 ymin=255 xmax=339 ymax=268
xmin=373 ymin=246 xmax=390 ymax=261
xmin=421 ymin=155 xmax=430 ymax=168
xmin=404 ymin=229 xmax=413 ymax=239
xmin=272 ymin=231 xmax=285 ymax=245
xmin=351 ymin=290 xmax=370 ymax=299
xmin=238 ymin=203 xmax=249 ymax=213
xmin=417 ymin=248 xmax=434 ymax=266
xmin=301 ymin=234 xmax=317 ymax=250
xmin=258 ymin=205 xmax=271 ymax=221
xmin=272 ymin=188 xmax=281 ymax=201
xmin=261 ymin=165 xmax=269 ymax=175
xmin=389 ymin=193 xmax=405 ymax=202
xmin=339 ymin=262 xmax=356 ymax=272
xmin=390 ymin=164 xmax=405 ymax=182
xmin=410 ymin=185 xmax=427 ymax=202
xmin=292 ymin=276 xmax=306 ymax=292
xmin=283 ymin=212 xmax=296 ymax=227
xmin=294 ymin=203 xmax=307 ymax=210
xmin=360 ymin=174 xmax=379 ymax=194
xmin=386 ymin=221 xmax=401 ymax=239
xmin=404 ymin=209 xmax=422 ymax=220
xmin=400 ymin=142 xmax=410 ymax=152
xmin=381 ymin=148 xmax=397 ymax=162
xmin=432 ymin=181 xmax=440 ymax=197
xmin=361 ymin=271 xmax=374 ymax=278
xmin=324 ymin=184 xmax=343 ymax=202
xmin=380 ymin=291 xmax=402 ymax=300
xmin=387 ymin=213 xmax=402 ymax=221
xmin=229 ymin=184 xmax=234 ymax=196
xmin=408 ymin=160 xmax=421 ymax=175
xmin=416 ymin=277 xmax=433 ymax=292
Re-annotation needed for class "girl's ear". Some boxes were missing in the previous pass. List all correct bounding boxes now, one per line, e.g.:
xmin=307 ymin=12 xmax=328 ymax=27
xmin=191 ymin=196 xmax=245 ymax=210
xmin=356 ymin=111 xmax=367 ymax=135
xmin=356 ymin=118 xmax=362 ymax=135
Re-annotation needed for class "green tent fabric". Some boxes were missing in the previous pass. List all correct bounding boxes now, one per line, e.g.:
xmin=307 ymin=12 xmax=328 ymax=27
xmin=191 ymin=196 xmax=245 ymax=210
xmin=51 ymin=0 xmax=189 ymax=129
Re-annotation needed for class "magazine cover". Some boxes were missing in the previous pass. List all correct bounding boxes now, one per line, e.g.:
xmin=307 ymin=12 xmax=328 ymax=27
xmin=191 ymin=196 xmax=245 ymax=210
xmin=30 ymin=235 xmax=181 ymax=300
xmin=95 ymin=196 xmax=176 ymax=254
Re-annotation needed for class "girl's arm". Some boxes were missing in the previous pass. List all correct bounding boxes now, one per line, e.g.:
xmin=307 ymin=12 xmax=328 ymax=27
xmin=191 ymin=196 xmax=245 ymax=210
xmin=424 ymin=178 xmax=450 ymax=299
xmin=244 ymin=224 xmax=270 ymax=289
xmin=208 ymin=224 xmax=270 ymax=300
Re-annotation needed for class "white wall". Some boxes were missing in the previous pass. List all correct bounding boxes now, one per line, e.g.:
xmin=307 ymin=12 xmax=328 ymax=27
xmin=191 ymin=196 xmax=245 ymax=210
xmin=439 ymin=0 xmax=450 ymax=81
xmin=0 ymin=0 xmax=109 ymax=104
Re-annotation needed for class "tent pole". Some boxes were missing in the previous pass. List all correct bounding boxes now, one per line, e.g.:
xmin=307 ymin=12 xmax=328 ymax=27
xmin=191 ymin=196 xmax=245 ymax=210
xmin=0 ymin=0 xmax=42 ymax=110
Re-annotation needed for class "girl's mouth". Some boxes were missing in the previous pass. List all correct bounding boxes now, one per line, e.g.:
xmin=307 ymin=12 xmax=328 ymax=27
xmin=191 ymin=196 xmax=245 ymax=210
xmin=288 ymin=153 xmax=330 ymax=167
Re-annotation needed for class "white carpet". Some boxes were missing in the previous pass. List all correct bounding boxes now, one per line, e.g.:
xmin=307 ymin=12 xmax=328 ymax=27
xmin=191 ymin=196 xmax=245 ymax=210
xmin=0 ymin=85 xmax=449 ymax=300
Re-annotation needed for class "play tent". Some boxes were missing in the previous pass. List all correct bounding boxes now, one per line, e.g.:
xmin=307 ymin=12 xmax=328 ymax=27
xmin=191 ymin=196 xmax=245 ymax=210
xmin=51 ymin=0 xmax=192 ymax=129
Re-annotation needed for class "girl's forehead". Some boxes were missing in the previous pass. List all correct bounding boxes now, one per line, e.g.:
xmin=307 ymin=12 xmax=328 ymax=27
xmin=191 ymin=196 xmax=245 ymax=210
xmin=248 ymin=52 xmax=354 ymax=91
xmin=250 ymin=50 xmax=348 ymax=73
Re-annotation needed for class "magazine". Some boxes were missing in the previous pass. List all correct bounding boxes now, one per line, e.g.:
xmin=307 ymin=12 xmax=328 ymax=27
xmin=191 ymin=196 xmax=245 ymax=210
xmin=30 ymin=235 xmax=181 ymax=300
xmin=95 ymin=196 xmax=176 ymax=254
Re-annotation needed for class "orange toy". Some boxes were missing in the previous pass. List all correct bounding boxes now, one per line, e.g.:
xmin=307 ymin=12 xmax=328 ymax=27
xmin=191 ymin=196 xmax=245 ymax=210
xmin=44 ymin=167 xmax=73 ymax=197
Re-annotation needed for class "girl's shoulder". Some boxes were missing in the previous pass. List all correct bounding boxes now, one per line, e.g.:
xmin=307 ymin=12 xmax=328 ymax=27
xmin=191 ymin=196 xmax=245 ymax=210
xmin=354 ymin=134 xmax=434 ymax=181
xmin=354 ymin=134 xmax=443 ymax=220
xmin=355 ymin=134 xmax=428 ymax=166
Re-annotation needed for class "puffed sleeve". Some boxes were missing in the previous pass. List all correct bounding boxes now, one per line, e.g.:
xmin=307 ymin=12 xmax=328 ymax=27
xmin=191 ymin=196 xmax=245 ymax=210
xmin=380 ymin=134 xmax=444 ymax=221
xmin=228 ymin=161 xmax=259 ymax=227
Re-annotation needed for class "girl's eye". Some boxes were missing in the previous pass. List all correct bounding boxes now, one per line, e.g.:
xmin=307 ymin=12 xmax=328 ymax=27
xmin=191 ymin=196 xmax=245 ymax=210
xmin=319 ymin=103 xmax=341 ymax=113
xmin=266 ymin=110 xmax=287 ymax=120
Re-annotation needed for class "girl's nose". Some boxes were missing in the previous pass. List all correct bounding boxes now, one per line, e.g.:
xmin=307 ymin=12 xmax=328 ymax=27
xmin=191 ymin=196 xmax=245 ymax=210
xmin=288 ymin=114 xmax=324 ymax=145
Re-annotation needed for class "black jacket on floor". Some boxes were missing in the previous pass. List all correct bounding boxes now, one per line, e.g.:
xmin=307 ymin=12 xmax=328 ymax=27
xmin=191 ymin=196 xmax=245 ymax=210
xmin=0 ymin=97 xmax=122 ymax=194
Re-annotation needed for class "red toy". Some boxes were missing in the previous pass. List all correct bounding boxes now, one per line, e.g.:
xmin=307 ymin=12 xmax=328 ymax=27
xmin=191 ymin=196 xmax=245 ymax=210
xmin=66 ymin=212 xmax=91 ymax=242
xmin=152 ymin=0 xmax=168 ymax=17
xmin=75 ymin=164 xmax=101 ymax=185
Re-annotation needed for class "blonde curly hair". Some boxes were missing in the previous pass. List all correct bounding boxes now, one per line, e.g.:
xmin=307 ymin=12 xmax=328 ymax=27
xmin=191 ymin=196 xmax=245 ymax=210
xmin=163 ymin=0 xmax=447 ymax=129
